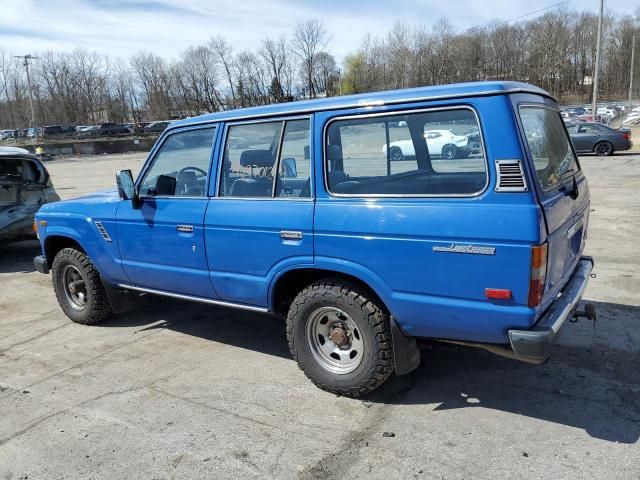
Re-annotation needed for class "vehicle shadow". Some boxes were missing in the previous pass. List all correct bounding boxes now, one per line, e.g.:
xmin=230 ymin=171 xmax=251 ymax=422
xmin=102 ymin=297 xmax=640 ymax=444
xmin=0 ymin=240 xmax=40 ymax=274
xmin=370 ymin=300 xmax=640 ymax=444
xmin=101 ymin=295 xmax=291 ymax=360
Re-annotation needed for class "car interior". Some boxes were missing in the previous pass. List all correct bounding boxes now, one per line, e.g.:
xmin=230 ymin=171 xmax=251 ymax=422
xmin=326 ymin=112 xmax=487 ymax=196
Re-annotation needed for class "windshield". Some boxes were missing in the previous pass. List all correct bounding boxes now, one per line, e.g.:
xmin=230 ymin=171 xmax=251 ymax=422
xmin=519 ymin=106 xmax=579 ymax=191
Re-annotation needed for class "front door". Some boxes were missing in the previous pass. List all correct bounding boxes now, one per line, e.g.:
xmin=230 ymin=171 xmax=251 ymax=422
xmin=205 ymin=118 xmax=314 ymax=307
xmin=116 ymin=126 xmax=218 ymax=298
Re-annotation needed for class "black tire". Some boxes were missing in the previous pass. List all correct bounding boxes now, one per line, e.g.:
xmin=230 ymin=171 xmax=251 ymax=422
xmin=389 ymin=146 xmax=404 ymax=161
xmin=594 ymin=141 xmax=613 ymax=156
xmin=52 ymin=248 xmax=112 ymax=325
xmin=441 ymin=144 xmax=457 ymax=160
xmin=286 ymin=279 xmax=394 ymax=397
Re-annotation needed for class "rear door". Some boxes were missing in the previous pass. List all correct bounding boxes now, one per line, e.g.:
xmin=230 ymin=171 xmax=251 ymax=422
xmin=204 ymin=117 xmax=314 ymax=307
xmin=518 ymin=103 xmax=590 ymax=309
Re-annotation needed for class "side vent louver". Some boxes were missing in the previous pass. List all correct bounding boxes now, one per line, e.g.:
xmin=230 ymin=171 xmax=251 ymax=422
xmin=495 ymin=160 xmax=528 ymax=192
xmin=95 ymin=221 xmax=112 ymax=242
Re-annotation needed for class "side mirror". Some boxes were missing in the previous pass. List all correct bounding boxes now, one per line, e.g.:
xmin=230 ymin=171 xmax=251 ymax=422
xmin=116 ymin=169 xmax=142 ymax=208
xmin=282 ymin=158 xmax=298 ymax=178
xmin=116 ymin=169 xmax=136 ymax=200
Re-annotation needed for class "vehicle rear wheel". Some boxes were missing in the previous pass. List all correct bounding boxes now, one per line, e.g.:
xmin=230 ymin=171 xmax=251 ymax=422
xmin=594 ymin=141 xmax=613 ymax=156
xmin=389 ymin=146 xmax=404 ymax=161
xmin=52 ymin=248 xmax=112 ymax=325
xmin=286 ymin=279 xmax=394 ymax=397
xmin=441 ymin=144 xmax=457 ymax=160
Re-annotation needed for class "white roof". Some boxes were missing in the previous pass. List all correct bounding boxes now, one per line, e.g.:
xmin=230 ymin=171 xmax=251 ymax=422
xmin=0 ymin=146 xmax=32 ymax=156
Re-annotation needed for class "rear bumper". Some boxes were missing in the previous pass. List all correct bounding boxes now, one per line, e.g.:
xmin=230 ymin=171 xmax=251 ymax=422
xmin=508 ymin=256 xmax=594 ymax=364
xmin=34 ymin=255 xmax=49 ymax=274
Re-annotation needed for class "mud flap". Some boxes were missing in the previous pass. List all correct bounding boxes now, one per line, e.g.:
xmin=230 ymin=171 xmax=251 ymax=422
xmin=391 ymin=317 xmax=421 ymax=375
xmin=101 ymin=279 xmax=139 ymax=314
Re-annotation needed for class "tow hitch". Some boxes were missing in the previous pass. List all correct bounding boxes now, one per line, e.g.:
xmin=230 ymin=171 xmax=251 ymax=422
xmin=571 ymin=303 xmax=597 ymax=322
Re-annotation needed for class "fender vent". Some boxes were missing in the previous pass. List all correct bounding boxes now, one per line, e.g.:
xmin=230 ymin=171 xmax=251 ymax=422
xmin=495 ymin=160 xmax=528 ymax=192
xmin=95 ymin=221 xmax=112 ymax=242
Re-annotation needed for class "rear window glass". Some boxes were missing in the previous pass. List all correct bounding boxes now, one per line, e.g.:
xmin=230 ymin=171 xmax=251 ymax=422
xmin=325 ymin=108 xmax=487 ymax=196
xmin=519 ymin=107 xmax=580 ymax=191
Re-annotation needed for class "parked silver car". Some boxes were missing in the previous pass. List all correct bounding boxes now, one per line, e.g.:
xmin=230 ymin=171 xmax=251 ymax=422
xmin=0 ymin=147 xmax=60 ymax=243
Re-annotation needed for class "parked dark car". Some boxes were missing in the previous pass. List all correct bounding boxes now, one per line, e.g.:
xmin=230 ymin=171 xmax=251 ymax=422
xmin=95 ymin=123 xmax=131 ymax=136
xmin=566 ymin=122 xmax=632 ymax=155
xmin=0 ymin=147 xmax=60 ymax=243
xmin=41 ymin=125 xmax=67 ymax=137
xmin=143 ymin=121 xmax=171 ymax=133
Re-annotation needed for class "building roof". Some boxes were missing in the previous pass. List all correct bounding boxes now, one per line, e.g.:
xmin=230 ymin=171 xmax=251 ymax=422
xmin=173 ymin=81 xmax=551 ymax=128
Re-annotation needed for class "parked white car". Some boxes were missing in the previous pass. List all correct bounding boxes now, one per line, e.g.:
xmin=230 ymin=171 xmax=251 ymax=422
xmin=383 ymin=129 xmax=470 ymax=160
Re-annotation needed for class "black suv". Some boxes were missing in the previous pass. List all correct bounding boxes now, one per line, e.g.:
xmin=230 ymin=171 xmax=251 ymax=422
xmin=95 ymin=123 xmax=131 ymax=136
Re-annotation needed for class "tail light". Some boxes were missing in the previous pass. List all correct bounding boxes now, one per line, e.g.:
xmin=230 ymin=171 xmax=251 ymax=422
xmin=621 ymin=131 xmax=631 ymax=140
xmin=33 ymin=220 xmax=39 ymax=240
xmin=528 ymin=243 xmax=548 ymax=307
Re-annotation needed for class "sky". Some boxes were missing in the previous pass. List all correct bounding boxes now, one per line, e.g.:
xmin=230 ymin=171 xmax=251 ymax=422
xmin=0 ymin=0 xmax=637 ymax=63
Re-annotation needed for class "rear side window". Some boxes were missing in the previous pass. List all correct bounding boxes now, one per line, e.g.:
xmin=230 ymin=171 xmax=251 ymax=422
xmin=220 ymin=118 xmax=311 ymax=198
xmin=325 ymin=108 xmax=487 ymax=196
xmin=519 ymin=107 xmax=579 ymax=191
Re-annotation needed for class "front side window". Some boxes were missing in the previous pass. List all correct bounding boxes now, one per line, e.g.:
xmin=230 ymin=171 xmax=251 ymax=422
xmin=140 ymin=127 xmax=216 ymax=197
xmin=519 ymin=107 xmax=579 ymax=191
xmin=220 ymin=118 xmax=311 ymax=198
xmin=325 ymin=108 xmax=487 ymax=196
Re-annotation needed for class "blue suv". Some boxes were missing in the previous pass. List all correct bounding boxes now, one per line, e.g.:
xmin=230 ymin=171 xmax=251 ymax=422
xmin=34 ymin=81 xmax=594 ymax=397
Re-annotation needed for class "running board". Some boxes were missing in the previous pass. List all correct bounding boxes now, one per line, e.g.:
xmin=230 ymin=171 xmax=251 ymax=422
xmin=116 ymin=284 xmax=270 ymax=314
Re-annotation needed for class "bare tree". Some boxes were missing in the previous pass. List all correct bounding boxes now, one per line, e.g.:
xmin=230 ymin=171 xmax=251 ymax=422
xmin=292 ymin=20 xmax=329 ymax=98
xmin=209 ymin=36 xmax=236 ymax=108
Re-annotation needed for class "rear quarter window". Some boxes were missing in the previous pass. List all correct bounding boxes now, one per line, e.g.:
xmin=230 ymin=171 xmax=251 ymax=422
xmin=325 ymin=108 xmax=487 ymax=196
xmin=519 ymin=106 xmax=580 ymax=191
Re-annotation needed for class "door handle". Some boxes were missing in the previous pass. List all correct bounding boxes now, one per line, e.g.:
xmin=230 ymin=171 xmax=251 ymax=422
xmin=176 ymin=224 xmax=194 ymax=233
xmin=280 ymin=230 xmax=303 ymax=240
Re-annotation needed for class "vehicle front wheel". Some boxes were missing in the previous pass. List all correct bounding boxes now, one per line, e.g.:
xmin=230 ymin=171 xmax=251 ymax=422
xmin=389 ymin=146 xmax=404 ymax=161
xmin=594 ymin=141 xmax=613 ymax=156
xmin=441 ymin=144 xmax=457 ymax=159
xmin=52 ymin=248 xmax=113 ymax=325
xmin=286 ymin=279 xmax=394 ymax=397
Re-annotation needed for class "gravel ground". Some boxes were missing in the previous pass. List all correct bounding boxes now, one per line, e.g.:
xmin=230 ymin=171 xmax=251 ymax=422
xmin=0 ymin=150 xmax=638 ymax=479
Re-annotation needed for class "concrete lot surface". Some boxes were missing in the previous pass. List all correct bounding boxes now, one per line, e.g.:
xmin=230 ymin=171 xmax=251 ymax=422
xmin=0 ymin=151 xmax=639 ymax=479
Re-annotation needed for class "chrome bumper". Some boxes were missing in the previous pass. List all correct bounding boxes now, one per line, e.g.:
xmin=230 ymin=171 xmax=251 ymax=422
xmin=508 ymin=256 xmax=594 ymax=364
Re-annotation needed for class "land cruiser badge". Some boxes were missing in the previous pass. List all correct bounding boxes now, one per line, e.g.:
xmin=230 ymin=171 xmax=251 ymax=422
xmin=432 ymin=244 xmax=496 ymax=255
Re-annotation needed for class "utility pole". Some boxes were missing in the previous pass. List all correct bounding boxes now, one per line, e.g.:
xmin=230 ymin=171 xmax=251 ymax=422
xmin=591 ymin=0 xmax=604 ymax=122
xmin=629 ymin=34 xmax=636 ymax=112
xmin=14 ymin=54 xmax=38 ymax=128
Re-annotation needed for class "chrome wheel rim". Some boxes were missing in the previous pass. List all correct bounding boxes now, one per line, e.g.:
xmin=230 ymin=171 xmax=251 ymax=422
xmin=306 ymin=307 xmax=364 ymax=374
xmin=390 ymin=147 xmax=403 ymax=161
xmin=62 ymin=265 xmax=87 ymax=310
xmin=443 ymin=146 xmax=456 ymax=159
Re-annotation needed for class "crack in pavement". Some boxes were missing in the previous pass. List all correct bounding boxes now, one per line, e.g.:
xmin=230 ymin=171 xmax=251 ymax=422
xmin=0 ymin=386 xmax=146 ymax=447
xmin=149 ymin=386 xmax=328 ymax=443
xmin=0 ymin=322 xmax=72 ymax=354
xmin=3 ymin=327 xmax=164 ymax=395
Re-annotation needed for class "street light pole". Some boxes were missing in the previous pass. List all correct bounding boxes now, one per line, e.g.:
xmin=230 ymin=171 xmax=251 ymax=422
xmin=14 ymin=54 xmax=39 ymax=129
xmin=591 ymin=0 xmax=604 ymax=122
xmin=629 ymin=34 xmax=636 ymax=112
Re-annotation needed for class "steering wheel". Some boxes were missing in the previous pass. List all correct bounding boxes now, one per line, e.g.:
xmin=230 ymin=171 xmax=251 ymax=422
xmin=177 ymin=166 xmax=207 ymax=178
xmin=176 ymin=166 xmax=207 ymax=195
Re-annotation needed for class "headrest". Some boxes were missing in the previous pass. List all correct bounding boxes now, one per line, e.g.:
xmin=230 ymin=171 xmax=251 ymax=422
xmin=156 ymin=174 xmax=176 ymax=195
xmin=177 ymin=171 xmax=197 ymax=183
xmin=240 ymin=149 xmax=274 ymax=168
xmin=327 ymin=144 xmax=343 ymax=161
